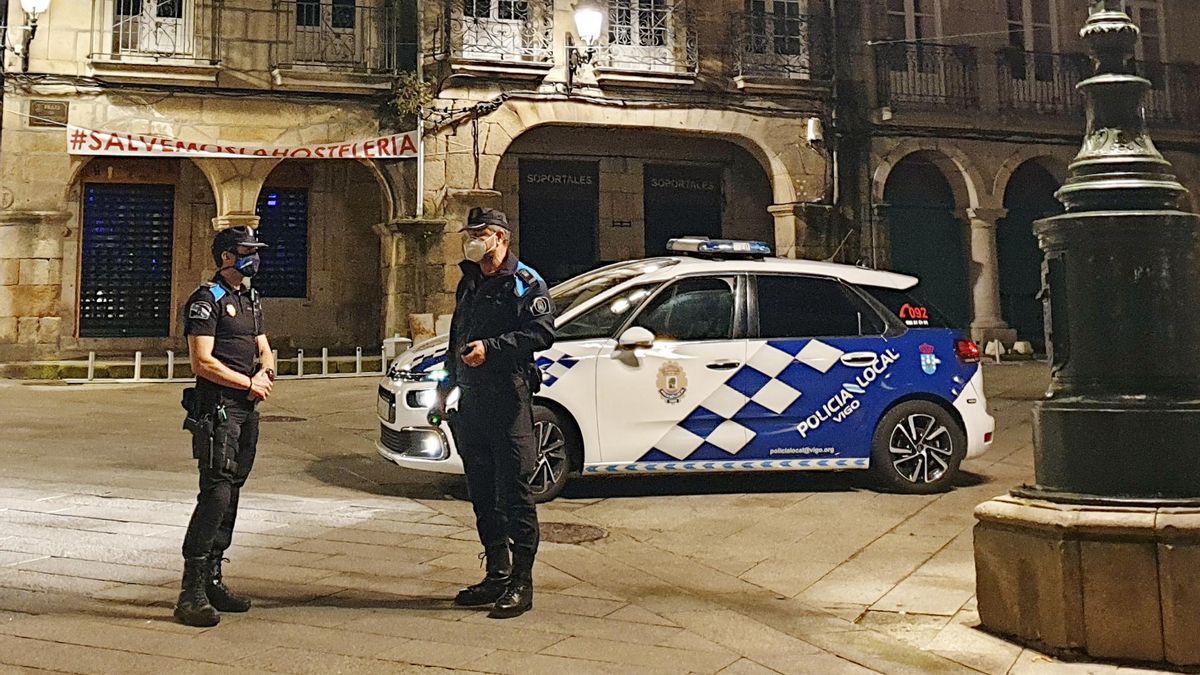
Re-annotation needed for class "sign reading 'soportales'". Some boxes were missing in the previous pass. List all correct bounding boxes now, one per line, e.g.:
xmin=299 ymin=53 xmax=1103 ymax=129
xmin=66 ymin=125 xmax=420 ymax=160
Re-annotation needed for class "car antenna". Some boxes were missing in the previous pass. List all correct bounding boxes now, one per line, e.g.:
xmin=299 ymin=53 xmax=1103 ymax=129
xmin=824 ymin=229 xmax=855 ymax=263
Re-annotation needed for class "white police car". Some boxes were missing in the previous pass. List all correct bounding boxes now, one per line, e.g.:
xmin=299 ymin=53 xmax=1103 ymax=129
xmin=377 ymin=238 xmax=994 ymax=502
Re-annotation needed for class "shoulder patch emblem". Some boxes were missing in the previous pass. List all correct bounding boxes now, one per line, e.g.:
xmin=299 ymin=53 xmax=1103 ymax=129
xmin=531 ymin=296 xmax=551 ymax=317
xmin=188 ymin=302 xmax=213 ymax=321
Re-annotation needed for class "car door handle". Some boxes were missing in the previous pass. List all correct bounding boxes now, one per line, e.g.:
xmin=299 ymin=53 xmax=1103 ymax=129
xmin=840 ymin=352 xmax=879 ymax=368
xmin=706 ymin=360 xmax=741 ymax=371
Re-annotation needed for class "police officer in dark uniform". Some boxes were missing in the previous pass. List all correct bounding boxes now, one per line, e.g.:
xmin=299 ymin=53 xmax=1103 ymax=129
xmin=175 ymin=226 xmax=275 ymax=627
xmin=431 ymin=207 xmax=555 ymax=619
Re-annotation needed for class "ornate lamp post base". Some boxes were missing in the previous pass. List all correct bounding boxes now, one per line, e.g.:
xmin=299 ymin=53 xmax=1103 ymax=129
xmin=974 ymin=2 xmax=1200 ymax=667
xmin=975 ymin=497 xmax=1200 ymax=666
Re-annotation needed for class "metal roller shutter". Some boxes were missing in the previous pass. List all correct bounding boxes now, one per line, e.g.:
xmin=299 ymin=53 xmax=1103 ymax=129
xmin=254 ymin=189 xmax=309 ymax=298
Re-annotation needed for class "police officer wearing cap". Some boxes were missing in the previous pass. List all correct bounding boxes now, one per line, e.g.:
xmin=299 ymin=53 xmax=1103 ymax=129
xmin=175 ymin=226 xmax=275 ymax=627
xmin=430 ymin=207 xmax=555 ymax=619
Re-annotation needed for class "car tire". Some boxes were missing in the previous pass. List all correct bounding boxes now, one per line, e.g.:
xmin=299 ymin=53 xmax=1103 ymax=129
xmin=529 ymin=405 xmax=576 ymax=503
xmin=869 ymin=401 xmax=966 ymax=494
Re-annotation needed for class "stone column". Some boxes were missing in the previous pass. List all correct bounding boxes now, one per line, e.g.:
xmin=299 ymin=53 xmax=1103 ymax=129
xmin=375 ymin=217 xmax=450 ymax=341
xmin=767 ymin=202 xmax=806 ymax=259
xmin=191 ymin=158 xmax=282 ymax=231
xmin=0 ymin=210 xmax=71 ymax=361
xmin=965 ymin=207 xmax=1017 ymax=345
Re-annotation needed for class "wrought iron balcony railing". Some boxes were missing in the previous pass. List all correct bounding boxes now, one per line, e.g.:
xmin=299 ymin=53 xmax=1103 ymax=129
xmin=1136 ymin=60 xmax=1200 ymax=128
xmin=874 ymin=42 xmax=979 ymax=110
xmin=91 ymin=0 xmax=221 ymax=63
xmin=594 ymin=0 xmax=696 ymax=75
xmin=272 ymin=0 xmax=404 ymax=73
xmin=436 ymin=0 xmax=555 ymax=64
xmin=996 ymin=49 xmax=1090 ymax=116
xmin=732 ymin=9 xmax=830 ymax=80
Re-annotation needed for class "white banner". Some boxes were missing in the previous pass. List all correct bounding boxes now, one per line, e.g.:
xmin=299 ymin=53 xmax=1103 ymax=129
xmin=66 ymin=125 xmax=419 ymax=160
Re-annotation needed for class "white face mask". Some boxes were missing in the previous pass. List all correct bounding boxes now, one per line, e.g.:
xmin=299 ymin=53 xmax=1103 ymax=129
xmin=463 ymin=232 xmax=497 ymax=263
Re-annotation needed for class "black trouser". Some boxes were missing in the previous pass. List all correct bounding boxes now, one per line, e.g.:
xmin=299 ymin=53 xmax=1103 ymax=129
xmin=451 ymin=379 xmax=539 ymax=560
xmin=182 ymin=391 xmax=259 ymax=559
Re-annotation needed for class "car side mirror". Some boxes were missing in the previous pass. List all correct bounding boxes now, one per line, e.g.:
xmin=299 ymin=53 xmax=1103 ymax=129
xmin=617 ymin=326 xmax=655 ymax=350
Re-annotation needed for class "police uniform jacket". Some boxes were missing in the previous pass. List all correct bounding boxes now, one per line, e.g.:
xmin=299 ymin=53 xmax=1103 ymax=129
xmin=441 ymin=253 xmax=555 ymax=392
xmin=183 ymin=275 xmax=265 ymax=395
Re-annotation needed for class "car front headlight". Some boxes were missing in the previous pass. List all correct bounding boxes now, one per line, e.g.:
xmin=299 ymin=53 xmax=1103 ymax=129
xmin=406 ymin=389 xmax=440 ymax=409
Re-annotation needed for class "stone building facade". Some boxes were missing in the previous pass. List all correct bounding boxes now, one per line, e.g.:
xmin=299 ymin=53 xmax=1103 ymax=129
xmin=0 ymin=0 xmax=416 ymax=361
xmin=2 ymin=0 xmax=1198 ymax=362
xmin=840 ymin=0 xmax=1200 ymax=347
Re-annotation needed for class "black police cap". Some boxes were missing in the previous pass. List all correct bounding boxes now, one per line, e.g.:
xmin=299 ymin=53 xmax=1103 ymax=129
xmin=212 ymin=226 xmax=268 ymax=256
xmin=463 ymin=207 xmax=510 ymax=232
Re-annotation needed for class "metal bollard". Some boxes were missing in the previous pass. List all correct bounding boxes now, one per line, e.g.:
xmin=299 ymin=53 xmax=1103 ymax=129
xmin=297 ymin=349 xmax=305 ymax=377
xmin=87 ymin=351 xmax=96 ymax=381
xmin=321 ymin=347 xmax=329 ymax=376
xmin=133 ymin=351 xmax=142 ymax=381
xmin=272 ymin=350 xmax=278 ymax=374
xmin=355 ymin=347 xmax=363 ymax=374
xmin=380 ymin=347 xmax=387 ymax=374
xmin=166 ymin=350 xmax=175 ymax=380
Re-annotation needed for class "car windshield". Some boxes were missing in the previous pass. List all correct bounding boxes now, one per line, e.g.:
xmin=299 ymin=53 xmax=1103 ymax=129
xmin=550 ymin=258 xmax=678 ymax=318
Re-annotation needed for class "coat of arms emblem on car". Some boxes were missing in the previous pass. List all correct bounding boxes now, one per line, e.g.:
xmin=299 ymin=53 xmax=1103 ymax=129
xmin=656 ymin=361 xmax=688 ymax=404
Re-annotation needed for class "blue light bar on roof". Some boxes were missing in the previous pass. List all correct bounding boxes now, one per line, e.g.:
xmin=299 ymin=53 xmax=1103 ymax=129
xmin=666 ymin=237 xmax=772 ymax=258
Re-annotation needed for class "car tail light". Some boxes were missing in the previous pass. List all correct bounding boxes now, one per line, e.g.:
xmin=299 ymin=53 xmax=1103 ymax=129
xmin=985 ymin=432 xmax=993 ymax=443
xmin=955 ymin=339 xmax=981 ymax=363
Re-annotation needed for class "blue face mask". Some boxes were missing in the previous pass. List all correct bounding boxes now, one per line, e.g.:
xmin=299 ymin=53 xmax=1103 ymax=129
xmin=232 ymin=252 xmax=260 ymax=278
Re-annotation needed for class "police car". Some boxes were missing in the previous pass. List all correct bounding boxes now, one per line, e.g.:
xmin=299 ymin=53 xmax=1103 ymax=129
xmin=377 ymin=238 xmax=994 ymax=502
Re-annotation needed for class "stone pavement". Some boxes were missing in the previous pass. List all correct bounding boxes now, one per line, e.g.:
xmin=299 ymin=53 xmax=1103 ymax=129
xmin=0 ymin=364 xmax=1176 ymax=674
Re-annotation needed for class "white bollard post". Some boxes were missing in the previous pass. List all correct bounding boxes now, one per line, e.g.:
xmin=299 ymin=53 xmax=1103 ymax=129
xmin=381 ymin=347 xmax=387 ymax=374
xmin=166 ymin=350 xmax=175 ymax=380
xmin=355 ymin=347 xmax=363 ymax=374
xmin=133 ymin=351 xmax=142 ymax=381
xmin=321 ymin=347 xmax=329 ymax=376
xmin=297 ymin=349 xmax=305 ymax=377
xmin=87 ymin=351 xmax=96 ymax=381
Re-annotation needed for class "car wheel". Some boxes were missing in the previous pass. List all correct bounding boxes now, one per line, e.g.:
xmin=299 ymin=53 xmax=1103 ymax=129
xmin=529 ymin=405 xmax=574 ymax=503
xmin=869 ymin=401 xmax=966 ymax=494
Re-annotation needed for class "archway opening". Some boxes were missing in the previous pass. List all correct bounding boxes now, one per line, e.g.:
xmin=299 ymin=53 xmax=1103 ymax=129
xmin=255 ymin=160 xmax=384 ymax=350
xmin=883 ymin=152 xmax=971 ymax=328
xmin=999 ymin=159 xmax=1062 ymax=351
xmin=495 ymin=126 xmax=774 ymax=284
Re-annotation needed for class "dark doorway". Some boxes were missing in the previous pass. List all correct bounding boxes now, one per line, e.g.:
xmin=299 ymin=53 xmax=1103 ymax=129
xmin=883 ymin=155 xmax=971 ymax=328
xmin=80 ymin=183 xmax=175 ymax=338
xmin=518 ymin=159 xmax=600 ymax=285
xmin=644 ymin=164 xmax=723 ymax=257
xmin=1000 ymin=161 xmax=1061 ymax=352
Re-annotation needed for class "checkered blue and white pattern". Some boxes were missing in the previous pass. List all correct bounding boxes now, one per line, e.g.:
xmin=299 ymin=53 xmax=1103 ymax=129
xmin=647 ymin=339 xmax=847 ymax=460
xmin=413 ymin=348 xmax=448 ymax=373
xmin=535 ymin=349 xmax=580 ymax=388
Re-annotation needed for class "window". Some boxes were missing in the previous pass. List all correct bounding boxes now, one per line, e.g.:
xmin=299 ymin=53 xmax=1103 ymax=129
xmin=253 ymin=189 xmax=309 ymax=298
xmin=464 ymin=0 xmax=527 ymax=21
xmin=746 ymin=0 xmax=806 ymax=57
xmin=610 ymin=0 xmax=670 ymax=48
xmin=634 ymin=277 xmax=736 ymax=342
xmin=1129 ymin=1 xmax=1164 ymax=63
xmin=297 ymin=0 xmax=320 ymax=27
xmin=885 ymin=0 xmax=938 ymax=41
xmin=556 ymin=284 xmax=659 ymax=341
xmin=1005 ymin=0 xmax=1055 ymax=81
xmin=755 ymin=276 xmax=885 ymax=339
xmin=80 ymin=184 xmax=175 ymax=338
xmin=550 ymin=259 xmax=679 ymax=318
xmin=332 ymin=0 xmax=356 ymax=29
xmin=861 ymin=285 xmax=954 ymax=329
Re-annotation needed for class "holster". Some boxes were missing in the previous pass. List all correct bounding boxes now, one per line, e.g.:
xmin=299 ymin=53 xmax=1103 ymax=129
xmin=181 ymin=387 xmax=236 ymax=473
xmin=527 ymin=363 xmax=543 ymax=395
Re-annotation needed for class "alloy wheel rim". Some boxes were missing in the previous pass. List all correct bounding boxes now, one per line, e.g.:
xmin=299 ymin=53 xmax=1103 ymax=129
xmin=530 ymin=420 xmax=568 ymax=496
xmin=888 ymin=413 xmax=954 ymax=484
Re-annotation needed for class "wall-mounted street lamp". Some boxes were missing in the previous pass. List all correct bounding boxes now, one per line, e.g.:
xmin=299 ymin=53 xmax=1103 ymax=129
xmin=2 ymin=0 xmax=51 ymax=72
xmin=566 ymin=0 xmax=605 ymax=93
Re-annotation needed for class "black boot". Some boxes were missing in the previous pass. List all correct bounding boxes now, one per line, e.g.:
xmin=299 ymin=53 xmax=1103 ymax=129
xmin=174 ymin=556 xmax=220 ymax=627
xmin=489 ymin=549 xmax=533 ymax=619
xmin=206 ymin=554 xmax=252 ymax=613
xmin=455 ymin=545 xmax=511 ymax=607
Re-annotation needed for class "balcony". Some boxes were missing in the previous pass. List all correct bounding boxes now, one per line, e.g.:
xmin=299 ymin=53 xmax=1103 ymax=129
xmin=435 ymin=0 xmax=555 ymax=78
xmin=592 ymin=0 xmax=697 ymax=84
xmin=875 ymin=42 xmax=978 ymax=111
xmin=89 ymin=0 xmax=222 ymax=85
xmin=731 ymin=9 xmax=831 ymax=90
xmin=1137 ymin=61 xmax=1200 ymax=128
xmin=271 ymin=0 xmax=404 ymax=91
xmin=996 ymin=49 xmax=1090 ymax=116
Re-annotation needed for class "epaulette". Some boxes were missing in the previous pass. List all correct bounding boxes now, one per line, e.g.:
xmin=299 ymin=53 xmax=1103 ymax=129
xmin=201 ymin=281 xmax=227 ymax=302
xmin=514 ymin=263 xmax=542 ymax=297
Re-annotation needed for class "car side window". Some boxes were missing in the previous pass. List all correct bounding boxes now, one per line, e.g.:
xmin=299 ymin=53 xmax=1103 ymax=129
xmin=755 ymin=275 xmax=886 ymax=338
xmin=634 ymin=277 xmax=736 ymax=342
xmin=555 ymin=284 xmax=658 ymax=341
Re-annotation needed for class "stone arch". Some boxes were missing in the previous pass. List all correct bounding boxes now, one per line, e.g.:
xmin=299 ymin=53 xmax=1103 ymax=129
xmin=992 ymin=147 xmax=1071 ymax=201
xmin=872 ymin=139 xmax=989 ymax=210
xmin=467 ymin=98 xmax=813 ymax=207
xmin=355 ymin=159 xmax=397 ymax=222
